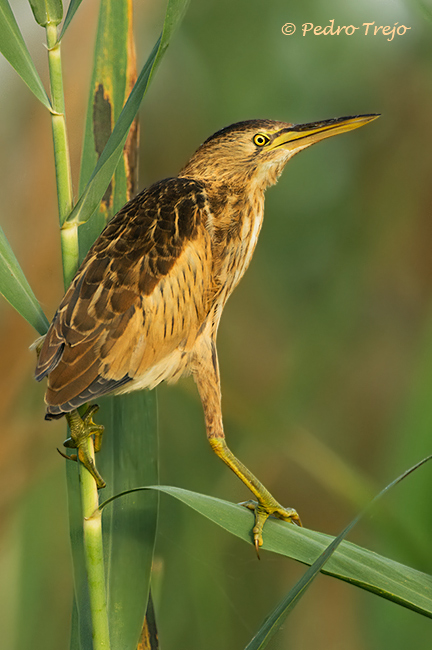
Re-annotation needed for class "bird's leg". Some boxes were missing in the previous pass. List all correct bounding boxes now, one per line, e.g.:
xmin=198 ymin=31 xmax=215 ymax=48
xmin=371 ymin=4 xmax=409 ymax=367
xmin=209 ymin=438 xmax=301 ymax=550
xmin=193 ymin=341 xmax=301 ymax=552
xmin=63 ymin=406 xmax=106 ymax=489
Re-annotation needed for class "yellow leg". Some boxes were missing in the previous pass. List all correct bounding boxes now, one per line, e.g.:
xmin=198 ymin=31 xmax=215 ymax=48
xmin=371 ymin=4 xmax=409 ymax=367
xmin=64 ymin=405 xmax=106 ymax=489
xmin=193 ymin=338 xmax=301 ymax=553
xmin=209 ymin=437 xmax=301 ymax=552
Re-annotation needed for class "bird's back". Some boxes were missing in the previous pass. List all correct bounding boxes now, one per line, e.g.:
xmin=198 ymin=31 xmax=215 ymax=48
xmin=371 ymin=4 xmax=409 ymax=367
xmin=36 ymin=177 xmax=214 ymax=417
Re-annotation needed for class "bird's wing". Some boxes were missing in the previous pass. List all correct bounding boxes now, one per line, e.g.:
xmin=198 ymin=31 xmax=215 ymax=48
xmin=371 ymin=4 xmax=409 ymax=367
xmin=35 ymin=177 xmax=213 ymax=415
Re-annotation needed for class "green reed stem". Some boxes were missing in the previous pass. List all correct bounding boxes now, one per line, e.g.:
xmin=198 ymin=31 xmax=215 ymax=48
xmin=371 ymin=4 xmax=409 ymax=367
xmin=45 ymin=22 xmax=77 ymax=288
xmin=45 ymin=21 xmax=111 ymax=649
xmin=80 ymin=438 xmax=111 ymax=649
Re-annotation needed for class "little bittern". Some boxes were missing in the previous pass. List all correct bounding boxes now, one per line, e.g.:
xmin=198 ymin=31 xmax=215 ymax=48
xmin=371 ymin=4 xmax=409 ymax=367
xmin=35 ymin=114 xmax=378 ymax=550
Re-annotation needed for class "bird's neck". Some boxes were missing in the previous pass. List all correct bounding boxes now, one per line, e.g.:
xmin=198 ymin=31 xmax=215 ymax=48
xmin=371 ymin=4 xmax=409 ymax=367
xmin=203 ymin=181 xmax=266 ymax=303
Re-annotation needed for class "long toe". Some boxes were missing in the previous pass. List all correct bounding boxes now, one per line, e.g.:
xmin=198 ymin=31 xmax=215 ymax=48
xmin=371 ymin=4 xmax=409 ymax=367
xmin=240 ymin=499 xmax=302 ymax=554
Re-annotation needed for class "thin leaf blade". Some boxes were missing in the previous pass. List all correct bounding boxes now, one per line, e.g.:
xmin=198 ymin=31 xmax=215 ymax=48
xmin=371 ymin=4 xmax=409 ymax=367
xmin=0 ymin=0 xmax=51 ymax=109
xmin=60 ymin=0 xmax=83 ymax=37
xmin=0 ymin=224 xmax=49 ymax=334
xmin=99 ymin=485 xmax=432 ymax=620
xmin=244 ymin=455 xmax=432 ymax=649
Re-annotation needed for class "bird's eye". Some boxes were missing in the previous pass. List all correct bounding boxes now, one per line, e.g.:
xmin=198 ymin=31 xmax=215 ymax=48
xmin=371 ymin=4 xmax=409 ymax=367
xmin=253 ymin=133 xmax=271 ymax=147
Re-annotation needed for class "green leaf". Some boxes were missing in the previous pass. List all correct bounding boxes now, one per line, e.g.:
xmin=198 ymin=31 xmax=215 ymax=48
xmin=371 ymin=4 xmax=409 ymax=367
xmin=66 ymin=0 xmax=191 ymax=229
xmin=100 ymin=484 xmax=432 ymax=620
xmin=98 ymin=393 xmax=159 ymax=650
xmin=77 ymin=0 xmax=138 ymax=261
xmin=244 ymin=455 xmax=432 ymax=649
xmin=0 ymin=0 xmax=51 ymax=109
xmin=60 ymin=0 xmax=84 ymax=39
xmin=28 ymin=0 xmax=63 ymax=27
xmin=0 ymin=224 xmax=49 ymax=334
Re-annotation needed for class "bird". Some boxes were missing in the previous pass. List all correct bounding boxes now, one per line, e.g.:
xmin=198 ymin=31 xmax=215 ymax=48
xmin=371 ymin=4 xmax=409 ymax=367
xmin=35 ymin=113 xmax=378 ymax=550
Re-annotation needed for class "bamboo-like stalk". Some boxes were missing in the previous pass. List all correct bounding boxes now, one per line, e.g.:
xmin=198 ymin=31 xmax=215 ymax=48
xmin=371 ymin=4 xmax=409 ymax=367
xmin=45 ymin=21 xmax=111 ymax=650
xmin=81 ymin=439 xmax=111 ymax=649
xmin=45 ymin=22 xmax=77 ymax=288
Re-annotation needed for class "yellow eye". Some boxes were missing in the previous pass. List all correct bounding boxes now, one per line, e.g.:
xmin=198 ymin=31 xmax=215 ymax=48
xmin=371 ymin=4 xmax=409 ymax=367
xmin=253 ymin=133 xmax=271 ymax=147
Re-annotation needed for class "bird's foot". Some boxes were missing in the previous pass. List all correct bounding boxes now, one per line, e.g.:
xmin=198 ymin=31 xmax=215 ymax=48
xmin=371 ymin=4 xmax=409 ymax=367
xmin=240 ymin=499 xmax=302 ymax=556
xmin=64 ymin=406 xmax=106 ymax=489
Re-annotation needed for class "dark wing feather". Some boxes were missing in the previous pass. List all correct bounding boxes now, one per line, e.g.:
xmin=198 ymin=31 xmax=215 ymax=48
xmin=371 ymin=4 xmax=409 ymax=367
xmin=36 ymin=177 xmax=213 ymax=416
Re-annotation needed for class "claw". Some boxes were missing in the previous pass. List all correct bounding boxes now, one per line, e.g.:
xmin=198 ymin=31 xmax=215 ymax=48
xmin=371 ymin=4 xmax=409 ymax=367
xmin=240 ymin=499 xmax=301 ymax=556
xmin=291 ymin=512 xmax=303 ymax=527
xmin=64 ymin=407 xmax=106 ymax=489
xmin=57 ymin=448 xmax=77 ymax=462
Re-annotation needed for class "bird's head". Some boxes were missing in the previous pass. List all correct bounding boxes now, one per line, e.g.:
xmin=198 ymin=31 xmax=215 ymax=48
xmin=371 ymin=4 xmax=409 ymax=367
xmin=180 ymin=114 xmax=379 ymax=190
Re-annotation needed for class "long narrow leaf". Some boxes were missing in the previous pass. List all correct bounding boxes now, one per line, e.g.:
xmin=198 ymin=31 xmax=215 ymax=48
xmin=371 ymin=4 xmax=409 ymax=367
xmin=98 ymin=484 xmax=432 ymax=619
xmin=0 ymin=0 xmax=51 ymax=109
xmin=0 ymin=224 xmax=49 ymax=334
xmin=244 ymin=455 xmax=432 ymax=649
xmin=66 ymin=0 xmax=190 ymax=229
xmin=59 ymin=0 xmax=83 ymax=38
xmin=98 ymin=393 xmax=159 ymax=650
xmin=76 ymin=0 xmax=139 ymax=261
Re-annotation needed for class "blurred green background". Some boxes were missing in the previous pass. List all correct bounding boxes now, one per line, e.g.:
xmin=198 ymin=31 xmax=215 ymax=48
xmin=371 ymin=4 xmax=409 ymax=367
xmin=1 ymin=0 xmax=432 ymax=648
